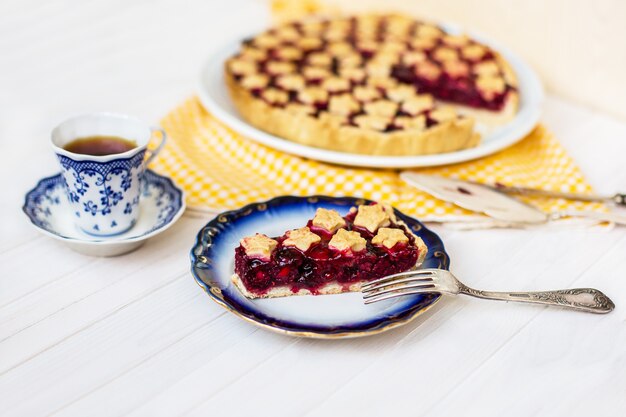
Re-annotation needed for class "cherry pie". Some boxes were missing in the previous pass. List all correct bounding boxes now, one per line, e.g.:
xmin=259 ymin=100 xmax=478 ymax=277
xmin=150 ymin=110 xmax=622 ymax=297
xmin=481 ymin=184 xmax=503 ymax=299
xmin=232 ymin=203 xmax=428 ymax=298
xmin=225 ymin=14 xmax=518 ymax=156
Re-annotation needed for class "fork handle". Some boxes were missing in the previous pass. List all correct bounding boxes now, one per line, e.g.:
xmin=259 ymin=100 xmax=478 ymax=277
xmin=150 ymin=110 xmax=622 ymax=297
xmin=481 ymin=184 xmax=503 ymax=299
xmin=457 ymin=285 xmax=615 ymax=314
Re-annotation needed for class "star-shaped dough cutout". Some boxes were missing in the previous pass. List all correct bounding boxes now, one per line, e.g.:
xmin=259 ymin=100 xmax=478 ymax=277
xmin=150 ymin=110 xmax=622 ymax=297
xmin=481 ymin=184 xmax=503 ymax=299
xmin=283 ymin=227 xmax=321 ymax=252
xmin=240 ymin=234 xmax=278 ymax=260
xmin=312 ymin=208 xmax=346 ymax=233
xmin=329 ymin=229 xmax=366 ymax=252
xmin=372 ymin=227 xmax=409 ymax=248
xmin=354 ymin=204 xmax=391 ymax=233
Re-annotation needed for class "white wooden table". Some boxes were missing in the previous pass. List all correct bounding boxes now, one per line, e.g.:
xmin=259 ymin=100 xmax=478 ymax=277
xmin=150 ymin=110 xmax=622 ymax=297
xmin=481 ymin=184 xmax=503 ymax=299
xmin=1 ymin=1 xmax=625 ymax=416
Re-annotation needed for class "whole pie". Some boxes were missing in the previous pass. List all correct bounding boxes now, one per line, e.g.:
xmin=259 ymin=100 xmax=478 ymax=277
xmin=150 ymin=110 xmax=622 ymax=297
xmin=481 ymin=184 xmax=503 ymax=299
xmin=232 ymin=203 xmax=428 ymax=299
xmin=225 ymin=13 xmax=518 ymax=156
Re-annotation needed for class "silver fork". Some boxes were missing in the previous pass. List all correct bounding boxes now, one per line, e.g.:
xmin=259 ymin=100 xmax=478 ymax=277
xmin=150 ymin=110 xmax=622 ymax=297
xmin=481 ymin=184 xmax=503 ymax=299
xmin=361 ymin=269 xmax=615 ymax=314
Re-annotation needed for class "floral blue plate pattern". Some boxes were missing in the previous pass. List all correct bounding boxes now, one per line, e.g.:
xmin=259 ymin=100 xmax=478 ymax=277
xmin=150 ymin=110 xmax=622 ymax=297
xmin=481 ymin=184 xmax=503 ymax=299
xmin=190 ymin=195 xmax=450 ymax=338
xmin=23 ymin=169 xmax=185 ymax=256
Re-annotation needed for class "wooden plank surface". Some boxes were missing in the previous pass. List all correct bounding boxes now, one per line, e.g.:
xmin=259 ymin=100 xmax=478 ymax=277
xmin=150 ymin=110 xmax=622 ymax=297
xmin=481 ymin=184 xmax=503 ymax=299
xmin=1 ymin=1 xmax=625 ymax=416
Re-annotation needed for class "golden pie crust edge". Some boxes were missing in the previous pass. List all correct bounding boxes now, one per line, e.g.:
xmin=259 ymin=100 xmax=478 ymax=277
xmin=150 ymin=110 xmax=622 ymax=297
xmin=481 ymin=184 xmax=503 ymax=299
xmin=231 ymin=216 xmax=428 ymax=299
xmin=225 ymin=70 xmax=480 ymax=156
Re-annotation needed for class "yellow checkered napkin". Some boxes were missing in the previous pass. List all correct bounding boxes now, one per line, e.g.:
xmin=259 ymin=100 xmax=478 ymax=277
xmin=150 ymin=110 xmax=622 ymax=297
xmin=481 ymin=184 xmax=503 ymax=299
xmin=151 ymin=97 xmax=604 ymax=221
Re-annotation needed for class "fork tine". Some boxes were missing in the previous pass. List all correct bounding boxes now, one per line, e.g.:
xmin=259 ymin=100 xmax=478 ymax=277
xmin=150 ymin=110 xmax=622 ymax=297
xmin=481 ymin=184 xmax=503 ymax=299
xmin=361 ymin=268 xmax=437 ymax=290
xmin=363 ymin=287 xmax=440 ymax=304
xmin=363 ymin=282 xmax=438 ymax=300
xmin=362 ymin=275 xmax=434 ymax=293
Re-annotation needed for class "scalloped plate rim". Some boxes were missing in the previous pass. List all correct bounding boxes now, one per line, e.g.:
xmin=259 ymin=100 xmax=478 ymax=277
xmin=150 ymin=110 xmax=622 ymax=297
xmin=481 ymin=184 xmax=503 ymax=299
xmin=189 ymin=195 xmax=451 ymax=338
xmin=22 ymin=169 xmax=186 ymax=246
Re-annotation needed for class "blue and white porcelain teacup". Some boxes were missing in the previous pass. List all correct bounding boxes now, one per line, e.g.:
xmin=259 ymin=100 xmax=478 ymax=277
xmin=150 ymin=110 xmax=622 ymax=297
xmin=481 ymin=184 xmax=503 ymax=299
xmin=51 ymin=113 xmax=166 ymax=236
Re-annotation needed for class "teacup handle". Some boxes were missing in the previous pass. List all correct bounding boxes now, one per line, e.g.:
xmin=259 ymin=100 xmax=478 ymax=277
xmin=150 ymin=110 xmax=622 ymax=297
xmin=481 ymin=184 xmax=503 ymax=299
xmin=145 ymin=127 xmax=167 ymax=166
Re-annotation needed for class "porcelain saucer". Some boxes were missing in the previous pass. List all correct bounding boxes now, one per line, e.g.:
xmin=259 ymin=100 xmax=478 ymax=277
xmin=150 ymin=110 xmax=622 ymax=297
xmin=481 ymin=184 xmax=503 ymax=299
xmin=23 ymin=170 xmax=185 ymax=256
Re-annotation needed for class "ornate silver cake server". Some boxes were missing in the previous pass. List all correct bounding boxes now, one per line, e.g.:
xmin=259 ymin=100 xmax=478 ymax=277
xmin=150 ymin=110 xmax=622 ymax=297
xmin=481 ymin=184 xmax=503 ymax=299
xmin=401 ymin=173 xmax=626 ymax=226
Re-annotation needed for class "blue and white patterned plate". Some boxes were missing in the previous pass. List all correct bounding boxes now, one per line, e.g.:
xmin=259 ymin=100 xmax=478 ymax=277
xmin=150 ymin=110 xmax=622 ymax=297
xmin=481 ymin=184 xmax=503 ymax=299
xmin=23 ymin=170 xmax=185 ymax=256
xmin=190 ymin=196 xmax=450 ymax=338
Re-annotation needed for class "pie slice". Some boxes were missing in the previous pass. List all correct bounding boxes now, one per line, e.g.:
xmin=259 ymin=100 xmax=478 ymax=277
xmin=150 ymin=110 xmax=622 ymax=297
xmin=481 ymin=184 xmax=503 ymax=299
xmin=225 ymin=13 xmax=518 ymax=156
xmin=232 ymin=203 xmax=428 ymax=299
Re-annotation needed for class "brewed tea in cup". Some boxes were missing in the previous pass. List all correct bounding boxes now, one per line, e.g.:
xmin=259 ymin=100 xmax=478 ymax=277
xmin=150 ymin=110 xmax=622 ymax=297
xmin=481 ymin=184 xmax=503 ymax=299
xmin=51 ymin=113 xmax=166 ymax=236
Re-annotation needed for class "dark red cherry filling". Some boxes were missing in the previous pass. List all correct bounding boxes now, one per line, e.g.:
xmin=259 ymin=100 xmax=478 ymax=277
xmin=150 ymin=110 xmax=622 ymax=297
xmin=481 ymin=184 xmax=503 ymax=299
xmin=234 ymin=210 xmax=420 ymax=296
xmin=390 ymin=64 xmax=512 ymax=111
xmin=235 ymin=15 xmax=515 ymax=130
